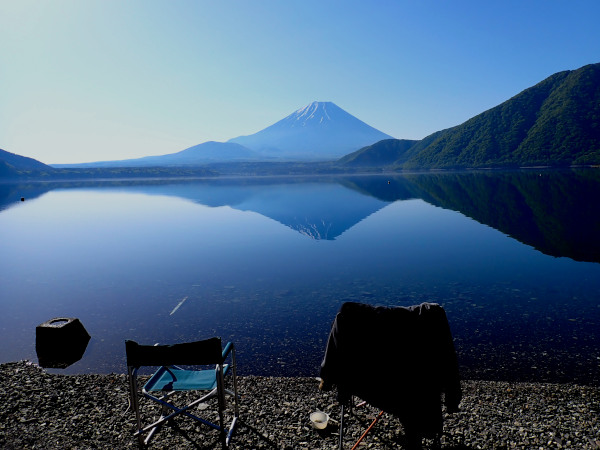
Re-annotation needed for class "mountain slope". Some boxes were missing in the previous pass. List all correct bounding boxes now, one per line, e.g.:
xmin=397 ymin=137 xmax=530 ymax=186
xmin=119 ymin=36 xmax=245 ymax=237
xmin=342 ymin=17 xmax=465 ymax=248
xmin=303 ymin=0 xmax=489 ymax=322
xmin=0 ymin=161 xmax=21 ymax=178
xmin=0 ymin=149 xmax=54 ymax=178
xmin=0 ymin=148 xmax=52 ymax=171
xmin=54 ymin=141 xmax=259 ymax=168
xmin=164 ymin=141 xmax=259 ymax=163
xmin=338 ymin=139 xmax=419 ymax=166
xmin=400 ymin=63 xmax=600 ymax=169
xmin=228 ymin=101 xmax=394 ymax=160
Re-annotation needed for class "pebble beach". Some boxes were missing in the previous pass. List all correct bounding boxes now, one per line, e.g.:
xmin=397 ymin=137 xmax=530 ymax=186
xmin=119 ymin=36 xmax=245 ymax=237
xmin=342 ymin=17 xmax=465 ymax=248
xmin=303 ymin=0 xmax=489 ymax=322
xmin=1 ymin=361 xmax=599 ymax=449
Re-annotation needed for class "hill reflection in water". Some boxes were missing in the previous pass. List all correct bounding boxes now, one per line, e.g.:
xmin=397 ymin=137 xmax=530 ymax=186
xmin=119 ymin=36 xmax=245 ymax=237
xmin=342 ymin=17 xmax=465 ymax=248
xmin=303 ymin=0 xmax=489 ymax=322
xmin=4 ymin=169 xmax=598 ymax=261
xmin=1 ymin=169 xmax=599 ymax=384
xmin=347 ymin=169 xmax=600 ymax=263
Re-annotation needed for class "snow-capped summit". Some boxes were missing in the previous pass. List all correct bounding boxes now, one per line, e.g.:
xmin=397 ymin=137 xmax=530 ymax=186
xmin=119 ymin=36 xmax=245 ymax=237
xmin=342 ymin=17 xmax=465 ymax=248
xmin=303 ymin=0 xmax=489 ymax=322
xmin=289 ymin=101 xmax=333 ymax=126
xmin=228 ymin=101 xmax=393 ymax=160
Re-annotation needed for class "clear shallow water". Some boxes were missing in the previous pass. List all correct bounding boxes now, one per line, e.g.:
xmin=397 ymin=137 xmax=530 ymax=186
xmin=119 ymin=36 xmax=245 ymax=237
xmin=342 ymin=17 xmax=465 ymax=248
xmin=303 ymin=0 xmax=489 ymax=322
xmin=1 ymin=171 xmax=599 ymax=384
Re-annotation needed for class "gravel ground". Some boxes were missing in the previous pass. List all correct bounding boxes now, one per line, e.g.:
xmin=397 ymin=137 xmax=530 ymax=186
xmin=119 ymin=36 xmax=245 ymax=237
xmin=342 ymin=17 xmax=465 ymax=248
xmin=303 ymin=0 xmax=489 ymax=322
xmin=1 ymin=361 xmax=599 ymax=449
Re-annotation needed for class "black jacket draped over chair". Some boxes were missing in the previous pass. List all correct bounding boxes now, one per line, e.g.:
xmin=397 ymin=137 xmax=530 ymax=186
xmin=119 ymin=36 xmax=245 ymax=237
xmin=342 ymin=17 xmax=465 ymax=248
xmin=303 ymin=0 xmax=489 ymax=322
xmin=319 ymin=302 xmax=462 ymax=438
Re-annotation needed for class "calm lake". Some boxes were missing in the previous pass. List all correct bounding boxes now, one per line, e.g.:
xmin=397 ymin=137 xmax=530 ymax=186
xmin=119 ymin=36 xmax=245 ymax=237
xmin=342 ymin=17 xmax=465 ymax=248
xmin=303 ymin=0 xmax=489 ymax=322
xmin=1 ymin=170 xmax=599 ymax=385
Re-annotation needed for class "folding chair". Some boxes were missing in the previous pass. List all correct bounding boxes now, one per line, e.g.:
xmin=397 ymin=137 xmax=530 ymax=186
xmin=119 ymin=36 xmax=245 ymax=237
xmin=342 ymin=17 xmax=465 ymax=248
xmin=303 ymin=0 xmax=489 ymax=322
xmin=125 ymin=337 xmax=239 ymax=448
xmin=319 ymin=302 xmax=462 ymax=449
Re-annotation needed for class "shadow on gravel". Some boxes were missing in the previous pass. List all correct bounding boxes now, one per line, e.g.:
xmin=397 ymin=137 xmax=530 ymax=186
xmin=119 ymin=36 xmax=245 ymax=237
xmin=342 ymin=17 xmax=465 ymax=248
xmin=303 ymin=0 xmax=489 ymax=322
xmin=163 ymin=421 xmax=223 ymax=449
xmin=232 ymin=419 xmax=279 ymax=448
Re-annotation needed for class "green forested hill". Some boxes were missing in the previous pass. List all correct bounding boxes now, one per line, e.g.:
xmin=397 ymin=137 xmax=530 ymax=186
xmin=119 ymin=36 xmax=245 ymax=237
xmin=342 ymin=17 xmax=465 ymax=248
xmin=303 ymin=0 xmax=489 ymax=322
xmin=344 ymin=63 xmax=600 ymax=169
xmin=338 ymin=139 xmax=418 ymax=166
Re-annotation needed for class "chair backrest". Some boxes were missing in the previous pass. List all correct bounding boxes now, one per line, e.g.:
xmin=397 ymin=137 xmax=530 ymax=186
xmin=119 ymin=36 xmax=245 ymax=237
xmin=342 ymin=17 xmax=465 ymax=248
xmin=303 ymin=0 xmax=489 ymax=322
xmin=125 ymin=337 xmax=223 ymax=368
xmin=323 ymin=302 xmax=450 ymax=375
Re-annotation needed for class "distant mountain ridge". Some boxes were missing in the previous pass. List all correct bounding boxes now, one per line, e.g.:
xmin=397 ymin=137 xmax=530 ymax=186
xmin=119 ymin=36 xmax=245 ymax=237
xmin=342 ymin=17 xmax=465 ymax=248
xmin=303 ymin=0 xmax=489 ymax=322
xmin=54 ymin=141 xmax=261 ymax=168
xmin=0 ymin=147 xmax=216 ymax=179
xmin=3 ymin=63 xmax=600 ymax=175
xmin=228 ymin=101 xmax=394 ymax=159
xmin=344 ymin=62 xmax=600 ymax=169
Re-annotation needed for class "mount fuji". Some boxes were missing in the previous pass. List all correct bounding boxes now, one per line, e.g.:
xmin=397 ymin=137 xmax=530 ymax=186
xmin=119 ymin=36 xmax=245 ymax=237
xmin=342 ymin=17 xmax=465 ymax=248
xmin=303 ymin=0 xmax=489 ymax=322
xmin=51 ymin=101 xmax=393 ymax=168
xmin=228 ymin=101 xmax=393 ymax=160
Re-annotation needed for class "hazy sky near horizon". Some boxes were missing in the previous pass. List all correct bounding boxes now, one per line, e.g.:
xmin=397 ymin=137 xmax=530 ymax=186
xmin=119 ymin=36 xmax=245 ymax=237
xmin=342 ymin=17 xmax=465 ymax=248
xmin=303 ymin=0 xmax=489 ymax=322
xmin=1 ymin=1 xmax=599 ymax=164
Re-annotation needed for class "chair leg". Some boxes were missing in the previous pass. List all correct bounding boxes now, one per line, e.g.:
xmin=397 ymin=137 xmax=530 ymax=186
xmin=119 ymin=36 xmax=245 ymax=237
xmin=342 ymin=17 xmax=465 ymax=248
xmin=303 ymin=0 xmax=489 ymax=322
xmin=216 ymin=366 xmax=228 ymax=448
xmin=127 ymin=367 xmax=145 ymax=448
xmin=339 ymin=404 xmax=345 ymax=450
xmin=144 ymin=425 xmax=160 ymax=447
xmin=143 ymin=398 xmax=171 ymax=445
xmin=226 ymin=356 xmax=240 ymax=447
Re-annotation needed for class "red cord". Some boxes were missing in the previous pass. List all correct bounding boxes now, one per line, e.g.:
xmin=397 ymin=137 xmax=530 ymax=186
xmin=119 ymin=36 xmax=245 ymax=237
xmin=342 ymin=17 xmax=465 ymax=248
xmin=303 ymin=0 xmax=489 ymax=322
xmin=350 ymin=410 xmax=384 ymax=450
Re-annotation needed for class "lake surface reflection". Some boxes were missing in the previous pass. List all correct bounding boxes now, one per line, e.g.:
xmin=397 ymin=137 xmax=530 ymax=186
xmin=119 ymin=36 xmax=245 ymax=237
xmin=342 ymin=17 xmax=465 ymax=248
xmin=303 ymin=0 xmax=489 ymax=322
xmin=1 ymin=170 xmax=599 ymax=384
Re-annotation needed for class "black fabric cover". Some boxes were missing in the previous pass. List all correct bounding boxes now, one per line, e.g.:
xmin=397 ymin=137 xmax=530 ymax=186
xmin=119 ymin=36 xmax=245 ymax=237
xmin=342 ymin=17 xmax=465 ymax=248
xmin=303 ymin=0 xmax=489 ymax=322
xmin=319 ymin=302 xmax=461 ymax=437
xmin=125 ymin=337 xmax=223 ymax=368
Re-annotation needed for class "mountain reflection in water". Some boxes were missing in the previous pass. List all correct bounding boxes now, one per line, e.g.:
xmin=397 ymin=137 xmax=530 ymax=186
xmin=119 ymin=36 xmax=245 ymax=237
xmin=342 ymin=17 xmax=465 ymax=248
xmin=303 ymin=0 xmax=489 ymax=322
xmin=3 ymin=169 xmax=597 ymax=261
xmin=1 ymin=169 xmax=599 ymax=384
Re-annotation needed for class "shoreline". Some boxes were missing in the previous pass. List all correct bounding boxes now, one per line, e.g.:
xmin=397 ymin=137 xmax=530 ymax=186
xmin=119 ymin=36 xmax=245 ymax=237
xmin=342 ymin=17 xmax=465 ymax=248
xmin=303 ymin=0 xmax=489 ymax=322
xmin=1 ymin=360 xmax=599 ymax=449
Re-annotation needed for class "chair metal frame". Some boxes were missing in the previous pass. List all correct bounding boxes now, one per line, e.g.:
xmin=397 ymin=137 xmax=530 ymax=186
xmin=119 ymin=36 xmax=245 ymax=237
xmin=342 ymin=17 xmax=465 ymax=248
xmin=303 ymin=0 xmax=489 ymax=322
xmin=126 ymin=338 xmax=239 ymax=448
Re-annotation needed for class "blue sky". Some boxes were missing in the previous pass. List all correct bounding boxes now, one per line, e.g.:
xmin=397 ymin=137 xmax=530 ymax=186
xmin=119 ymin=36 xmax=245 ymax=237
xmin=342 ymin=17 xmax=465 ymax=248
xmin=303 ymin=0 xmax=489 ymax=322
xmin=1 ymin=0 xmax=599 ymax=164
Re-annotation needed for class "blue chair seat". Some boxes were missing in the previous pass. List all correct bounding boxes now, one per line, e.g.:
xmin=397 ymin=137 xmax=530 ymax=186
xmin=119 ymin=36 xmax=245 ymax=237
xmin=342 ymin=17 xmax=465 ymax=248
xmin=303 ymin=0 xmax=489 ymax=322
xmin=145 ymin=365 xmax=230 ymax=392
